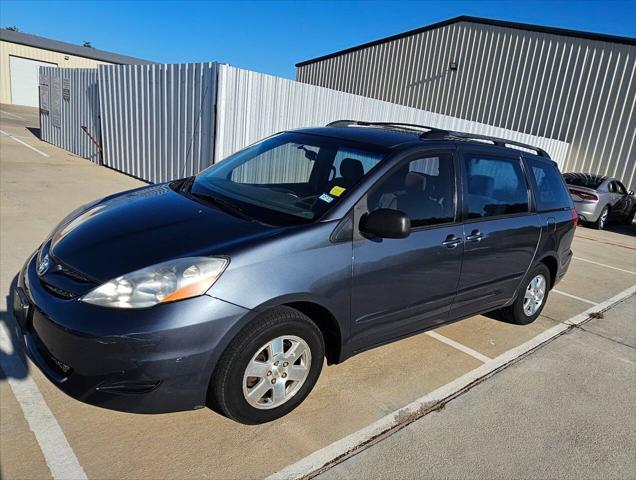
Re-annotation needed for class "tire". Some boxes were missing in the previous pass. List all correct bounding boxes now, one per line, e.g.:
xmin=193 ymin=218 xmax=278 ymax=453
xmin=592 ymin=205 xmax=609 ymax=230
xmin=623 ymin=206 xmax=636 ymax=225
xmin=211 ymin=306 xmax=324 ymax=425
xmin=497 ymin=264 xmax=551 ymax=325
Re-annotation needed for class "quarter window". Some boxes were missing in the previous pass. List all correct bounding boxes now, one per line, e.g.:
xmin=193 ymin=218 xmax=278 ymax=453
xmin=526 ymin=158 xmax=572 ymax=211
xmin=464 ymin=155 xmax=528 ymax=218
xmin=367 ymin=154 xmax=455 ymax=227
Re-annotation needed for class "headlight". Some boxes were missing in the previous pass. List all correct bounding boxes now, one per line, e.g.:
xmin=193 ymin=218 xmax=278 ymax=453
xmin=80 ymin=257 xmax=228 ymax=309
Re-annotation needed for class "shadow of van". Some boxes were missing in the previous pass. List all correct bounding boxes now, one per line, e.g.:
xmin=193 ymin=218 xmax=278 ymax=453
xmin=0 ymin=275 xmax=29 ymax=381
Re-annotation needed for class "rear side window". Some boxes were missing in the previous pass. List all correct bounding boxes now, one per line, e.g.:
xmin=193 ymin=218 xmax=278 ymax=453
xmin=464 ymin=155 xmax=529 ymax=218
xmin=526 ymin=158 xmax=572 ymax=211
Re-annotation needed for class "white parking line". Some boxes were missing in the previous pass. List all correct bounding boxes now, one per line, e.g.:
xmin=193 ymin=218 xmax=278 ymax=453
xmin=0 ymin=129 xmax=50 ymax=158
xmin=0 ymin=323 xmax=87 ymax=480
xmin=552 ymin=289 xmax=597 ymax=306
xmin=0 ymin=109 xmax=24 ymax=120
xmin=267 ymin=285 xmax=635 ymax=480
xmin=573 ymin=256 xmax=636 ymax=275
xmin=425 ymin=331 xmax=492 ymax=363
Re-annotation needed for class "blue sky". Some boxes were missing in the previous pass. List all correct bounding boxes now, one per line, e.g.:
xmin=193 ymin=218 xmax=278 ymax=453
xmin=2 ymin=0 xmax=635 ymax=78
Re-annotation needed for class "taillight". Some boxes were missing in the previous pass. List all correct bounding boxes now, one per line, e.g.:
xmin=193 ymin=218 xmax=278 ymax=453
xmin=570 ymin=208 xmax=579 ymax=227
xmin=569 ymin=188 xmax=598 ymax=201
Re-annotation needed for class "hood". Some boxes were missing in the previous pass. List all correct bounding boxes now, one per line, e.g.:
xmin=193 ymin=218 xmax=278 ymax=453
xmin=50 ymin=183 xmax=282 ymax=281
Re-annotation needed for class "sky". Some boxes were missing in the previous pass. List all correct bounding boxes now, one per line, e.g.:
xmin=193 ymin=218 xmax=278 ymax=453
xmin=2 ymin=0 xmax=635 ymax=79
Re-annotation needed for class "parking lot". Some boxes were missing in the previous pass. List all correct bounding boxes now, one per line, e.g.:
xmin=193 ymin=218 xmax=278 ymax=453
xmin=1 ymin=104 xmax=635 ymax=480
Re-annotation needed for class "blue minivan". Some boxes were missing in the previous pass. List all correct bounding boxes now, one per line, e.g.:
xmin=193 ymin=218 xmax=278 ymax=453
xmin=13 ymin=121 xmax=576 ymax=424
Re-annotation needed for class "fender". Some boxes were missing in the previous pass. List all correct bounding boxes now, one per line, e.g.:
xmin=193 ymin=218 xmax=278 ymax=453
xmin=200 ymin=291 xmax=348 ymax=398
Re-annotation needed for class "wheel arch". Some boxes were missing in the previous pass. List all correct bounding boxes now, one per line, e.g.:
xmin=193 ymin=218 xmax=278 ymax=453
xmin=216 ymin=293 xmax=345 ymax=368
xmin=282 ymin=300 xmax=342 ymax=365
xmin=538 ymin=254 xmax=558 ymax=290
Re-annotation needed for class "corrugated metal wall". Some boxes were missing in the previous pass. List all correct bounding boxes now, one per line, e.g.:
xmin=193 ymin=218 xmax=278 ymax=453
xmin=297 ymin=21 xmax=636 ymax=189
xmin=98 ymin=62 xmax=218 ymax=183
xmin=216 ymin=64 xmax=569 ymax=164
xmin=39 ymin=67 xmax=102 ymax=162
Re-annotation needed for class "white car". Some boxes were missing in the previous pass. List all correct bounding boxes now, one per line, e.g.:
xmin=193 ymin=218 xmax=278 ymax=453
xmin=564 ymin=173 xmax=636 ymax=229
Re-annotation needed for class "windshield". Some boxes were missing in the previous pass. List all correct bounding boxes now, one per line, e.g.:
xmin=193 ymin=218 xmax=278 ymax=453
xmin=191 ymin=132 xmax=387 ymax=225
xmin=563 ymin=173 xmax=605 ymax=189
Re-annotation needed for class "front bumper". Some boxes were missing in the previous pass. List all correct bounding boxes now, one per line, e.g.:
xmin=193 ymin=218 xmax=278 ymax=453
xmin=572 ymin=200 xmax=602 ymax=222
xmin=13 ymin=252 xmax=251 ymax=414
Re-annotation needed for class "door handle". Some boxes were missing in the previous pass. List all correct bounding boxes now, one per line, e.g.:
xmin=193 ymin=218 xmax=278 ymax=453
xmin=442 ymin=235 xmax=462 ymax=248
xmin=465 ymin=230 xmax=483 ymax=242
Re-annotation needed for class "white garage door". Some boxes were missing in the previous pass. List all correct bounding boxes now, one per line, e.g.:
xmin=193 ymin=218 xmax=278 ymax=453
xmin=10 ymin=56 xmax=57 ymax=107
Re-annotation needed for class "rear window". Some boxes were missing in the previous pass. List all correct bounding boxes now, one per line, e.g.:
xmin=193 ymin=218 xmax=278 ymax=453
xmin=527 ymin=159 xmax=572 ymax=212
xmin=563 ymin=173 xmax=605 ymax=189
xmin=464 ymin=155 xmax=529 ymax=218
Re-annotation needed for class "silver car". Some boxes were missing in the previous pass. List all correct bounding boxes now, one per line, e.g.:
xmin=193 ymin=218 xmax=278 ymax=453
xmin=564 ymin=173 xmax=636 ymax=229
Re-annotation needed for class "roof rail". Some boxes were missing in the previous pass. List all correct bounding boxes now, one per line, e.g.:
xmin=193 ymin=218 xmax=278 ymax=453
xmin=421 ymin=130 xmax=550 ymax=158
xmin=326 ymin=120 xmax=550 ymax=158
xmin=326 ymin=120 xmax=445 ymax=135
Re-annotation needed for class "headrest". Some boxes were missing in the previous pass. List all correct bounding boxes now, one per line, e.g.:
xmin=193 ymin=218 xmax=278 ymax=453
xmin=405 ymin=171 xmax=427 ymax=190
xmin=340 ymin=158 xmax=364 ymax=181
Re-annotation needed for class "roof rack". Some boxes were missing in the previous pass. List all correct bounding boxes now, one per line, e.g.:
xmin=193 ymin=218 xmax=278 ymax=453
xmin=326 ymin=120 xmax=445 ymax=134
xmin=326 ymin=120 xmax=550 ymax=158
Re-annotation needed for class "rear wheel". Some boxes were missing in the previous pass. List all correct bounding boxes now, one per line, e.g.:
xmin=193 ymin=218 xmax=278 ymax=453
xmin=211 ymin=306 xmax=324 ymax=424
xmin=592 ymin=205 xmax=609 ymax=230
xmin=497 ymin=264 xmax=551 ymax=325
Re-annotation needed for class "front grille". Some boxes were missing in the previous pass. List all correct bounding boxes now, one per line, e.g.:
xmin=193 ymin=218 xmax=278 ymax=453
xmin=41 ymin=281 xmax=77 ymax=299
xmin=58 ymin=263 xmax=91 ymax=283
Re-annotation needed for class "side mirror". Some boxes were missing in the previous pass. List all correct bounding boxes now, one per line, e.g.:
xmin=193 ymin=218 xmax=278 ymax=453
xmin=360 ymin=209 xmax=411 ymax=239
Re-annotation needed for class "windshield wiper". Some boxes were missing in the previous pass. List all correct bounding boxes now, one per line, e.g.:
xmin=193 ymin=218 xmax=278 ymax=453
xmin=190 ymin=191 xmax=256 ymax=222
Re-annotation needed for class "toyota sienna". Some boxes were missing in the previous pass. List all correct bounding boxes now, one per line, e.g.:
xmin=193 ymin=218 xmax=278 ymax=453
xmin=13 ymin=121 xmax=576 ymax=424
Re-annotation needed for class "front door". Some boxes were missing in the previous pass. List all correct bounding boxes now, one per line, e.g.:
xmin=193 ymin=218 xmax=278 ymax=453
xmin=350 ymin=150 xmax=463 ymax=351
xmin=451 ymin=151 xmax=541 ymax=319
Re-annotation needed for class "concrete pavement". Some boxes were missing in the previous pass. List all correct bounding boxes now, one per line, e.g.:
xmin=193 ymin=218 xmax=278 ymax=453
xmin=319 ymin=295 xmax=636 ymax=480
xmin=1 ymin=104 xmax=635 ymax=480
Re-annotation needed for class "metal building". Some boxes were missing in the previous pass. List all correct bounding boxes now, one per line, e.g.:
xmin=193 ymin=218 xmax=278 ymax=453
xmin=296 ymin=16 xmax=636 ymax=189
xmin=0 ymin=28 xmax=150 ymax=107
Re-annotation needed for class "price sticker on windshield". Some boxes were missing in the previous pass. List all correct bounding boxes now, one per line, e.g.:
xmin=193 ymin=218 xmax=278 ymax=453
xmin=319 ymin=193 xmax=334 ymax=203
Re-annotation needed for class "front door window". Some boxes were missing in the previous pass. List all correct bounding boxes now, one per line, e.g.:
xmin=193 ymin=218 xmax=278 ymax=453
xmin=367 ymin=154 xmax=455 ymax=227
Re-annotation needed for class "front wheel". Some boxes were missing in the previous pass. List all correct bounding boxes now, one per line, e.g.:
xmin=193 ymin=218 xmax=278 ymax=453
xmin=497 ymin=264 xmax=551 ymax=325
xmin=623 ymin=206 xmax=636 ymax=225
xmin=210 ymin=306 xmax=325 ymax=424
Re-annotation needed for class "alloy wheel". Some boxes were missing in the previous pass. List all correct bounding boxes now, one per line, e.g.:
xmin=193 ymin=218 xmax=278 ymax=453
xmin=523 ymin=274 xmax=546 ymax=317
xmin=599 ymin=208 xmax=608 ymax=229
xmin=242 ymin=335 xmax=312 ymax=409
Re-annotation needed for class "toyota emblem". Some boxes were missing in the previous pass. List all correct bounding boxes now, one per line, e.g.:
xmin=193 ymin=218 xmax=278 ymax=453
xmin=37 ymin=254 xmax=50 ymax=276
